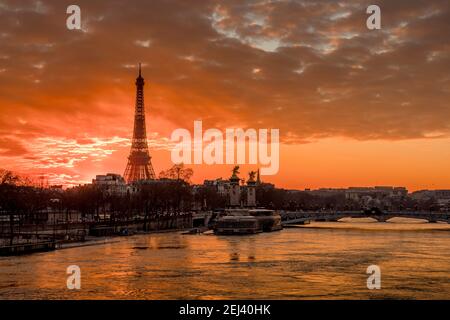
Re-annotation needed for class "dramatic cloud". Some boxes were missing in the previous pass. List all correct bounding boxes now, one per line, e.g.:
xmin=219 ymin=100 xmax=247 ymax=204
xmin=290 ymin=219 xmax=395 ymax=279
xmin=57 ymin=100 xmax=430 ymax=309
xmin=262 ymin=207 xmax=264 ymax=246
xmin=0 ymin=0 xmax=449 ymax=188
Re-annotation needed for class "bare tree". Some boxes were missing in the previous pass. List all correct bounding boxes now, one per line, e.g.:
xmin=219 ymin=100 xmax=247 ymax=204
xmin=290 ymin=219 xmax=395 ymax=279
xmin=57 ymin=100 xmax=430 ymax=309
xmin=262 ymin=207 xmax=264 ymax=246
xmin=159 ymin=163 xmax=193 ymax=183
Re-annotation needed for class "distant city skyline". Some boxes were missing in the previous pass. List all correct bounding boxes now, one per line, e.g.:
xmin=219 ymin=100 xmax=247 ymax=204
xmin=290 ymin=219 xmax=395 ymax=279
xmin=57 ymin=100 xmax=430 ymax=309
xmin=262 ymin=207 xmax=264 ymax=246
xmin=0 ymin=0 xmax=449 ymax=191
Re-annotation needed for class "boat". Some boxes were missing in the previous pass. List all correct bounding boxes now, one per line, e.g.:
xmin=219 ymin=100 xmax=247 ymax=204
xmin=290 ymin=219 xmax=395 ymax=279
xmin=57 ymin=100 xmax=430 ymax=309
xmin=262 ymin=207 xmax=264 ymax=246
xmin=248 ymin=209 xmax=283 ymax=232
xmin=214 ymin=208 xmax=282 ymax=235
xmin=214 ymin=215 xmax=260 ymax=235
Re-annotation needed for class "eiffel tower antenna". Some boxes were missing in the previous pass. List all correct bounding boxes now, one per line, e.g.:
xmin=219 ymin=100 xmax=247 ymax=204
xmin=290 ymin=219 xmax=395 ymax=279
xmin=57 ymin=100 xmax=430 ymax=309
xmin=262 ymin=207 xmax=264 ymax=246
xmin=123 ymin=63 xmax=156 ymax=183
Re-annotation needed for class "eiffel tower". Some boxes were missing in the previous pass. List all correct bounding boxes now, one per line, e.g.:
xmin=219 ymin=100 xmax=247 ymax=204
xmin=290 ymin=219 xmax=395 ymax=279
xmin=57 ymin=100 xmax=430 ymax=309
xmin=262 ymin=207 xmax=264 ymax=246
xmin=123 ymin=64 xmax=156 ymax=183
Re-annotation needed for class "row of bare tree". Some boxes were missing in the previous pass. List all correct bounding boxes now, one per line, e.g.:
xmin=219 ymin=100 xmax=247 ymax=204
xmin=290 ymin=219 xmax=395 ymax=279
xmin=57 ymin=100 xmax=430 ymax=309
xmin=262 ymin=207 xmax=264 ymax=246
xmin=0 ymin=168 xmax=226 ymax=230
xmin=0 ymin=168 xmax=442 ymax=229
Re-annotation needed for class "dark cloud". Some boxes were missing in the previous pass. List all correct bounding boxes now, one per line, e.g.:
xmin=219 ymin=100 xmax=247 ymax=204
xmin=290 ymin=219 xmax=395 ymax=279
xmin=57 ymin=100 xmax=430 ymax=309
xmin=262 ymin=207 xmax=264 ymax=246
xmin=0 ymin=0 xmax=448 ymax=145
xmin=0 ymin=137 xmax=28 ymax=156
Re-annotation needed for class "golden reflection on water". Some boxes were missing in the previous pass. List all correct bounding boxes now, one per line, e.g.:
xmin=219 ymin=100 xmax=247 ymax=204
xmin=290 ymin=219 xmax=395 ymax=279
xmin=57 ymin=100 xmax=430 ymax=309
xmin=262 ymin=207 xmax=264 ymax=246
xmin=0 ymin=219 xmax=449 ymax=299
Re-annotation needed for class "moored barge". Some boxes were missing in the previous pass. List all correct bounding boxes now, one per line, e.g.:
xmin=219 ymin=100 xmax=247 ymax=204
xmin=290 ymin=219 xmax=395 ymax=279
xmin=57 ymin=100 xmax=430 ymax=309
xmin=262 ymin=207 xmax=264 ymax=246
xmin=214 ymin=209 xmax=282 ymax=235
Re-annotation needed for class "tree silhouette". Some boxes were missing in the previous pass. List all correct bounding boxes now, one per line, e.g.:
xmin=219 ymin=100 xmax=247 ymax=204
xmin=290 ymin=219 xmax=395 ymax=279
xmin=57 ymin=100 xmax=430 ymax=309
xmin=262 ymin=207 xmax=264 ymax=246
xmin=158 ymin=163 xmax=193 ymax=182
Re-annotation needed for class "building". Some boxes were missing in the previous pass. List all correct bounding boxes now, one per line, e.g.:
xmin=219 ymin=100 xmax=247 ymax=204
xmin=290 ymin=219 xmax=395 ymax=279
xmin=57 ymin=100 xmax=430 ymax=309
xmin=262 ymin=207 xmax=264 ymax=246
xmin=411 ymin=189 xmax=450 ymax=207
xmin=305 ymin=188 xmax=347 ymax=197
xmin=345 ymin=186 xmax=407 ymax=201
xmin=203 ymin=178 xmax=231 ymax=196
xmin=92 ymin=173 xmax=127 ymax=195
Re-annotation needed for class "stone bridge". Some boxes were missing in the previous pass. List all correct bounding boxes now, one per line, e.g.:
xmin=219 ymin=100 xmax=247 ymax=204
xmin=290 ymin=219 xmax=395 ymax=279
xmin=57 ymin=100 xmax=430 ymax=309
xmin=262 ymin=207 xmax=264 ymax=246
xmin=281 ymin=210 xmax=450 ymax=225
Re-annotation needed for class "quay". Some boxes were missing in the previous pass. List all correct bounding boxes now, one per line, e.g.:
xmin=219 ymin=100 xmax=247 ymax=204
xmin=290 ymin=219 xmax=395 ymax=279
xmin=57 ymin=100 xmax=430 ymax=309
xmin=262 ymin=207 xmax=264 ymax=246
xmin=0 ymin=241 xmax=56 ymax=256
xmin=0 ymin=212 xmax=201 ymax=256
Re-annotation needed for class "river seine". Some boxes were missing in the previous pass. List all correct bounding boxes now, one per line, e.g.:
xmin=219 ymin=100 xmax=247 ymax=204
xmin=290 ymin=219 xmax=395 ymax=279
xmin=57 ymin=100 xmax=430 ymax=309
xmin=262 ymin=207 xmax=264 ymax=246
xmin=0 ymin=218 xmax=449 ymax=299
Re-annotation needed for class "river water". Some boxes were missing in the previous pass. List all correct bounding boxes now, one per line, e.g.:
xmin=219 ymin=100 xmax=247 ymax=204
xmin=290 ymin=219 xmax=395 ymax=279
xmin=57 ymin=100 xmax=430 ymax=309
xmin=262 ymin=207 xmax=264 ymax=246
xmin=0 ymin=218 xmax=449 ymax=299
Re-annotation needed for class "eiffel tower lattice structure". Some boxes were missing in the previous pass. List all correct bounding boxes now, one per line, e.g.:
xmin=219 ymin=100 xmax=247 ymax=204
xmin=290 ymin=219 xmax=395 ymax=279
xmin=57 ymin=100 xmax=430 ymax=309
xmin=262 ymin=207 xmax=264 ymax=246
xmin=123 ymin=64 xmax=156 ymax=183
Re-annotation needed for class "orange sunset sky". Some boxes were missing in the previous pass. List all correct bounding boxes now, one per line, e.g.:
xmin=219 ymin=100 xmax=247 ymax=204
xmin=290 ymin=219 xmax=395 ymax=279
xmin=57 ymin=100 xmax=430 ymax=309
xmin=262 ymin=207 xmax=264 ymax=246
xmin=0 ymin=0 xmax=449 ymax=191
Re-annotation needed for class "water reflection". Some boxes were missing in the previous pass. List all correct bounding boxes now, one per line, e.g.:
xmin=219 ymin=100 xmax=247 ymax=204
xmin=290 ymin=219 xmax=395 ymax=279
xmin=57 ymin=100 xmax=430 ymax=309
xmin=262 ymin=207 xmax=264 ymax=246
xmin=0 ymin=219 xmax=449 ymax=299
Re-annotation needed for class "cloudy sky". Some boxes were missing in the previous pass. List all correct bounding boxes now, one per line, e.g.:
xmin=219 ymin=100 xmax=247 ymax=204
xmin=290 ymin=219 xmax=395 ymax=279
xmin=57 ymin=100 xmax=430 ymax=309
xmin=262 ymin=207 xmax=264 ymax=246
xmin=0 ymin=0 xmax=449 ymax=190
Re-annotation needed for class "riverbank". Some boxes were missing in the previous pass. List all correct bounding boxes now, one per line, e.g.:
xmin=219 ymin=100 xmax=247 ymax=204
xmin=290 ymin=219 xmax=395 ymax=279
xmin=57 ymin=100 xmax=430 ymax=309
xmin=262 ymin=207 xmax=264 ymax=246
xmin=0 ymin=212 xmax=197 ymax=256
xmin=0 ymin=226 xmax=197 ymax=256
xmin=56 ymin=227 xmax=195 ymax=250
